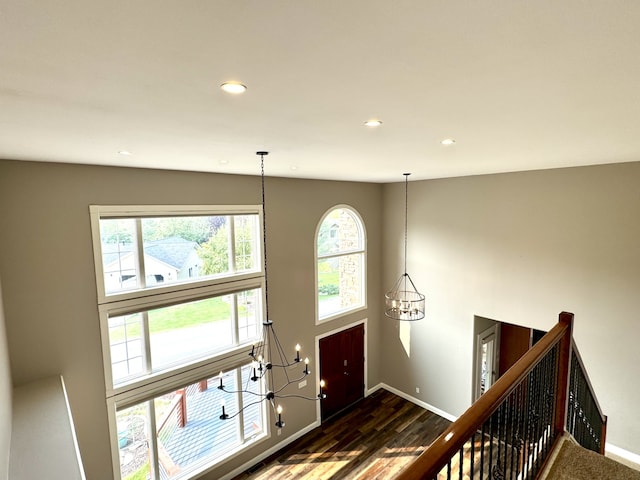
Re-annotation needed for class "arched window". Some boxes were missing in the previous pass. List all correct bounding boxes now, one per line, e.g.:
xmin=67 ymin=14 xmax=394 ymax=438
xmin=316 ymin=206 xmax=366 ymax=321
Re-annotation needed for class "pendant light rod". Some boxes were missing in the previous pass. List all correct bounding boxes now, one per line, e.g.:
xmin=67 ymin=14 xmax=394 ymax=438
xmin=403 ymin=173 xmax=410 ymax=275
xmin=258 ymin=151 xmax=270 ymax=321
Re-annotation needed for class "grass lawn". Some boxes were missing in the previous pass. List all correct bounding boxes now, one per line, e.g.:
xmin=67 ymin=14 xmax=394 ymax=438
xmin=148 ymin=296 xmax=232 ymax=332
xmin=124 ymin=464 xmax=149 ymax=480
xmin=110 ymin=296 xmax=243 ymax=342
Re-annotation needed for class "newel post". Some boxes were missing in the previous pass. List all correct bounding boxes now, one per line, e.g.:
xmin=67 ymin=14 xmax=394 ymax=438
xmin=600 ymin=415 xmax=608 ymax=455
xmin=554 ymin=311 xmax=574 ymax=435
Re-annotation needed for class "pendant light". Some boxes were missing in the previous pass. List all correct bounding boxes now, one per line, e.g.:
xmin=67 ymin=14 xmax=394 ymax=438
xmin=217 ymin=152 xmax=326 ymax=429
xmin=384 ymin=173 xmax=425 ymax=321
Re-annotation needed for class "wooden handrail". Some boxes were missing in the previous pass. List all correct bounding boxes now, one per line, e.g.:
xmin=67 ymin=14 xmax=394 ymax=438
xmin=156 ymin=390 xmax=185 ymax=433
xmin=396 ymin=313 xmax=573 ymax=480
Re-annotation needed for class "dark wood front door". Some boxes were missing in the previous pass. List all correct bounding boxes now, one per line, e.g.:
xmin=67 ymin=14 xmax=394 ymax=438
xmin=319 ymin=324 xmax=365 ymax=421
xmin=498 ymin=323 xmax=531 ymax=376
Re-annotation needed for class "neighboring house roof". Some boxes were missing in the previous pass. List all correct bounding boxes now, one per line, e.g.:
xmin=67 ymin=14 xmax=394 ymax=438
xmin=101 ymin=243 xmax=134 ymax=266
xmin=143 ymin=237 xmax=198 ymax=269
xmin=102 ymin=237 xmax=198 ymax=270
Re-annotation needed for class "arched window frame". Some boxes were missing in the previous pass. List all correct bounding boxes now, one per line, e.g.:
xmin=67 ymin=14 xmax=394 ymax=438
xmin=315 ymin=205 xmax=367 ymax=323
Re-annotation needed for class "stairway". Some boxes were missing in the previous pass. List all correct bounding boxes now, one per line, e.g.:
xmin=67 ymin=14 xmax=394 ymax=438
xmin=540 ymin=435 xmax=640 ymax=480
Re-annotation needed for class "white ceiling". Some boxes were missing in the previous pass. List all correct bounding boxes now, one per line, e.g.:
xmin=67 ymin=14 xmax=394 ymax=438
xmin=1 ymin=1 xmax=639 ymax=183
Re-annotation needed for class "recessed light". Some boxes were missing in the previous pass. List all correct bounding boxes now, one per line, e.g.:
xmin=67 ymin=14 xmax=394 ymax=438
xmin=290 ymin=165 xmax=298 ymax=171
xmin=220 ymin=82 xmax=247 ymax=94
xmin=118 ymin=150 xmax=132 ymax=156
xmin=364 ymin=119 xmax=382 ymax=127
xmin=219 ymin=159 xmax=229 ymax=165
xmin=441 ymin=138 xmax=456 ymax=146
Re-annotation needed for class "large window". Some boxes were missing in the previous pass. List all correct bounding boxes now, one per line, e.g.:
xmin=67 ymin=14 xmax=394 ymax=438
xmin=315 ymin=206 xmax=366 ymax=321
xmin=91 ymin=205 xmax=268 ymax=480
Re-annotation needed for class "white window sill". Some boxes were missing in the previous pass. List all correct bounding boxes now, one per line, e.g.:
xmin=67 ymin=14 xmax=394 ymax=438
xmin=10 ymin=375 xmax=85 ymax=479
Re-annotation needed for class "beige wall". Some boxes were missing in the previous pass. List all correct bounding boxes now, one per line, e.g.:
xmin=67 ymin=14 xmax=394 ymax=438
xmin=0 ymin=160 xmax=383 ymax=479
xmin=381 ymin=162 xmax=640 ymax=454
xmin=0 ymin=279 xmax=11 ymax=480
xmin=2 ymin=158 xmax=639 ymax=477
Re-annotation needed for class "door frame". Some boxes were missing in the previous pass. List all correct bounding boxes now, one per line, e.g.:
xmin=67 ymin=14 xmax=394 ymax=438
xmin=474 ymin=323 xmax=500 ymax=401
xmin=315 ymin=318 xmax=368 ymax=423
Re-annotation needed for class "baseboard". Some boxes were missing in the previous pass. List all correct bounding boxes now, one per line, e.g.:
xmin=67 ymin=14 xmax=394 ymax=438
xmin=368 ymin=382 xmax=458 ymax=423
xmin=219 ymin=419 xmax=320 ymax=480
xmin=606 ymin=443 xmax=640 ymax=471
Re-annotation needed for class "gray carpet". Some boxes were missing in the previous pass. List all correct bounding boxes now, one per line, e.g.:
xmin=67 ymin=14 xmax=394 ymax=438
xmin=546 ymin=441 xmax=640 ymax=480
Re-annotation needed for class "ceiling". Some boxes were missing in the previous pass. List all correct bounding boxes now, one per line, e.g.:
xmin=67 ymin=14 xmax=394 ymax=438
xmin=1 ymin=1 xmax=639 ymax=183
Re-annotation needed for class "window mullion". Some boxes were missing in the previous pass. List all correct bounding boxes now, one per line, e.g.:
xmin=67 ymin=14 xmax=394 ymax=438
xmin=317 ymin=248 xmax=364 ymax=260
xmin=235 ymin=368 xmax=245 ymax=444
xmin=229 ymin=215 xmax=236 ymax=273
xmin=254 ymin=214 xmax=262 ymax=274
xmin=147 ymin=399 xmax=160 ymax=480
xmin=232 ymin=293 xmax=239 ymax=346
xmin=142 ymin=311 xmax=152 ymax=375
xmin=135 ymin=219 xmax=147 ymax=289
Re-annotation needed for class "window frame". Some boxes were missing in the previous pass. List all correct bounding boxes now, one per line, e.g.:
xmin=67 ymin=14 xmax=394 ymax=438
xmin=99 ymin=278 xmax=263 ymax=397
xmin=107 ymin=361 xmax=270 ymax=480
xmin=315 ymin=205 xmax=367 ymax=324
xmin=90 ymin=204 xmax=263 ymax=306
xmin=91 ymin=204 xmax=270 ymax=480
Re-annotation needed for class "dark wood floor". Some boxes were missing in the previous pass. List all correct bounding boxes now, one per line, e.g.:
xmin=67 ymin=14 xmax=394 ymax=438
xmin=232 ymin=389 xmax=451 ymax=480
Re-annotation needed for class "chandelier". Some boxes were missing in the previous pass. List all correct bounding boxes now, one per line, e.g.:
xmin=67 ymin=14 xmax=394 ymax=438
xmin=217 ymin=151 xmax=326 ymax=428
xmin=384 ymin=173 xmax=425 ymax=321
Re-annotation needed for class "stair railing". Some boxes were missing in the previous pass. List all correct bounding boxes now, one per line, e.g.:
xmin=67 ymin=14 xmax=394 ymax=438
xmin=397 ymin=311 xmax=606 ymax=480
xmin=567 ymin=341 xmax=607 ymax=454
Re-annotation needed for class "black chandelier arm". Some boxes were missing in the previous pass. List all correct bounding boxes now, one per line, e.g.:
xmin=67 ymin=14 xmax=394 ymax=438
xmin=276 ymin=393 xmax=324 ymax=401
xmin=223 ymin=387 xmax=269 ymax=398
xmin=273 ymin=382 xmax=296 ymax=395
xmin=220 ymin=396 xmax=269 ymax=421
xmin=280 ymin=370 xmax=311 ymax=384
xmin=269 ymin=361 xmax=299 ymax=369
xmin=272 ymin=374 xmax=308 ymax=394
xmin=266 ymin=323 xmax=299 ymax=384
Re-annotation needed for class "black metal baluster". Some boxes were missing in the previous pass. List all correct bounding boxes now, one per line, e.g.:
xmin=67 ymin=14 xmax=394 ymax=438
xmin=530 ymin=364 xmax=539 ymax=475
xmin=470 ymin=431 xmax=475 ymax=479
xmin=567 ymin=352 xmax=577 ymax=436
xmin=480 ymin=419 xmax=486 ymax=480
xmin=495 ymin=403 xmax=503 ymax=479
xmin=550 ymin=343 xmax=560 ymax=454
xmin=514 ymin=382 xmax=522 ymax=477
xmin=522 ymin=369 xmax=532 ymax=480
xmin=541 ymin=348 xmax=554 ymax=459
xmin=505 ymin=390 xmax=514 ymax=480
xmin=488 ymin=414 xmax=494 ymax=480
xmin=577 ymin=358 xmax=585 ymax=446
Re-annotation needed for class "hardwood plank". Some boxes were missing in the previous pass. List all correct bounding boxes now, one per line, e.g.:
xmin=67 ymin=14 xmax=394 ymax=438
xmin=232 ymin=389 xmax=451 ymax=480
